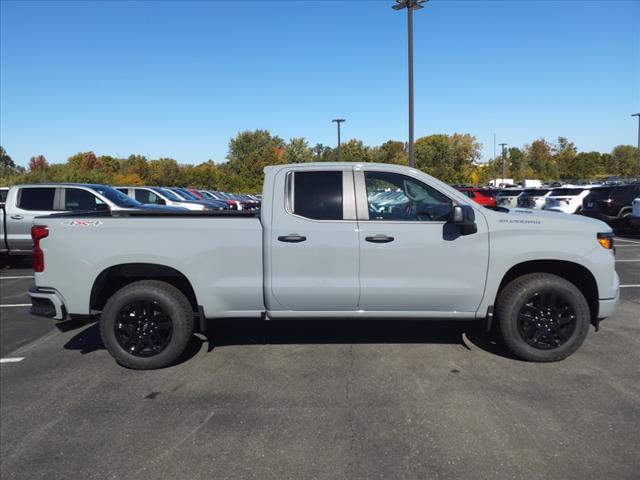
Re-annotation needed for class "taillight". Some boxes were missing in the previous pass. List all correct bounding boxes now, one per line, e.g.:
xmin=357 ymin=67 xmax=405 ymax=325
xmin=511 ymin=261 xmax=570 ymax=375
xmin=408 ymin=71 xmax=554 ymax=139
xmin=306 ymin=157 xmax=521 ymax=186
xmin=31 ymin=225 xmax=49 ymax=272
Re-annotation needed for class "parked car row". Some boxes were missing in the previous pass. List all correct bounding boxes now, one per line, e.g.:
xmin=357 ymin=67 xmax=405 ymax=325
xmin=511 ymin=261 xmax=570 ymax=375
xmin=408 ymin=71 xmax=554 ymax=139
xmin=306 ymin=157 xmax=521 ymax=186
xmin=1 ymin=183 xmax=261 ymax=259
xmin=454 ymin=183 xmax=640 ymax=230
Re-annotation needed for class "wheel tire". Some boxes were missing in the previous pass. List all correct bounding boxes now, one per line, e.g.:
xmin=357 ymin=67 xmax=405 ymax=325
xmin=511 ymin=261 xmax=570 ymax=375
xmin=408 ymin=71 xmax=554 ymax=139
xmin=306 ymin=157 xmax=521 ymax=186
xmin=496 ymin=273 xmax=590 ymax=362
xmin=100 ymin=280 xmax=194 ymax=369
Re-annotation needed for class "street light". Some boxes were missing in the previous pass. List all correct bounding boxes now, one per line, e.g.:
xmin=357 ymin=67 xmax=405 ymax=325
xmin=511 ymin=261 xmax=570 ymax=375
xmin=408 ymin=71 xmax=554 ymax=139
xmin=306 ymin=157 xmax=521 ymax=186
xmin=332 ymin=118 xmax=345 ymax=161
xmin=393 ymin=0 xmax=428 ymax=168
xmin=499 ymin=143 xmax=508 ymax=186
xmin=632 ymin=113 xmax=640 ymax=178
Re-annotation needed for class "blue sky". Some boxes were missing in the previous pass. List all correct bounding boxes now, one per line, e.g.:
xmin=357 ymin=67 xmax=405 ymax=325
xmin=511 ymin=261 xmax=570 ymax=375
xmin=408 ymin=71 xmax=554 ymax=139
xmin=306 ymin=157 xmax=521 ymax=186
xmin=1 ymin=0 xmax=639 ymax=167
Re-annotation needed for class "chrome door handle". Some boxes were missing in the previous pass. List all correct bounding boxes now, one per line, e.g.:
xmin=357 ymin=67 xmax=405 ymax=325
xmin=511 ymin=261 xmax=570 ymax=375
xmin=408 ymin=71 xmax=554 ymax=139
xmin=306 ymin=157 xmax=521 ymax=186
xmin=365 ymin=235 xmax=394 ymax=243
xmin=10 ymin=215 xmax=23 ymax=220
xmin=278 ymin=234 xmax=307 ymax=243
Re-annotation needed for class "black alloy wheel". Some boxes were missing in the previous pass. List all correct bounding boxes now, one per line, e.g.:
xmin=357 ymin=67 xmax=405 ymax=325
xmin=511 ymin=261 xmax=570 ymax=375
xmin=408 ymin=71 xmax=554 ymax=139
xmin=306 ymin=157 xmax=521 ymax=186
xmin=114 ymin=299 xmax=173 ymax=357
xmin=517 ymin=291 xmax=577 ymax=350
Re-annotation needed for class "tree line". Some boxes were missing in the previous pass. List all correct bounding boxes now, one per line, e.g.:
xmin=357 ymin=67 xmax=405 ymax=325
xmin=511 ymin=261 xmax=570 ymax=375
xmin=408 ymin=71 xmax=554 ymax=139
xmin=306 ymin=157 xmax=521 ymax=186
xmin=1 ymin=131 xmax=637 ymax=193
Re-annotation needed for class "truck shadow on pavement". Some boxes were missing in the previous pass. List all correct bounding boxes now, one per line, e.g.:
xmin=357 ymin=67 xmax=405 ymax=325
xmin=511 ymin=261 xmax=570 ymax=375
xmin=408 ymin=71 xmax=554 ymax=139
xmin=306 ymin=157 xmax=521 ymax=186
xmin=62 ymin=318 xmax=519 ymax=365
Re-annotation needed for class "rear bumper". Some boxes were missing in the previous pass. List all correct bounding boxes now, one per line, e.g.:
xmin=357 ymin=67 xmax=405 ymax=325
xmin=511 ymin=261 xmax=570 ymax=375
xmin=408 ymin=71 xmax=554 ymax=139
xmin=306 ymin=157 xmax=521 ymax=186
xmin=28 ymin=287 xmax=67 ymax=320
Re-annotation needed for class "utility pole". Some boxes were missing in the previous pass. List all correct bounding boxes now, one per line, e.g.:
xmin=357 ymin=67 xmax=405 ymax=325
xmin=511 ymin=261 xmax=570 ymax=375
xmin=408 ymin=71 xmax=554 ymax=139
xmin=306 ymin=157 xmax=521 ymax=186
xmin=332 ymin=118 xmax=345 ymax=161
xmin=499 ymin=143 xmax=508 ymax=186
xmin=393 ymin=0 xmax=428 ymax=168
xmin=633 ymin=113 xmax=640 ymax=178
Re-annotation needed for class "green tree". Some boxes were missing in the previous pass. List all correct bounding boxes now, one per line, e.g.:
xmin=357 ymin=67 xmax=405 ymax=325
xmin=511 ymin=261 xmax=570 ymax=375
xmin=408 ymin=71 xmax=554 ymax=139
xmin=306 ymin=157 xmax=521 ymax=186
xmin=146 ymin=158 xmax=181 ymax=186
xmin=553 ymin=137 xmax=577 ymax=180
xmin=340 ymin=139 xmax=370 ymax=162
xmin=569 ymin=152 xmax=605 ymax=179
xmin=414 ymin=134 xmax=454 ymax=181
xmin=0 ymin=146 xmax=17 ymax=176
xmin=526 ymin=139 xmax=556 ymax=180
xmin=507 ymin=147 xmax=528 ymax=181
xmin=610 ymin=145 xmax=638 ymax=177
xmin=372 ymin=140 xmax=407 ymax=165
xmin=226 ymin=130 xmax=285 ymax=192
xmin=312 ymin=143 xmax=335 ymax=162
xmin=283 ymin=137 xmax=313 ymax=163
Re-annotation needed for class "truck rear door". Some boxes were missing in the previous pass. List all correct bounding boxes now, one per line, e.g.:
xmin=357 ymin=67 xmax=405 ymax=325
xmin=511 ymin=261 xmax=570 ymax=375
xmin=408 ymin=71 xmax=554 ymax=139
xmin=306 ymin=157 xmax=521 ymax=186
xmin=267 ymin=168 xmax=360 ymax=311
xmin=6 ymin=187 xmax=62 ymax=252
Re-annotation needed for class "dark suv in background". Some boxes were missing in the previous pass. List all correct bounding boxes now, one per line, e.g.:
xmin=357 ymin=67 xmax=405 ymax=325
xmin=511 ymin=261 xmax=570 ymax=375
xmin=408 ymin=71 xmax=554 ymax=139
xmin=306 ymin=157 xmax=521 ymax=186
xmin=580 ymin=184 xmax=640 ymax=228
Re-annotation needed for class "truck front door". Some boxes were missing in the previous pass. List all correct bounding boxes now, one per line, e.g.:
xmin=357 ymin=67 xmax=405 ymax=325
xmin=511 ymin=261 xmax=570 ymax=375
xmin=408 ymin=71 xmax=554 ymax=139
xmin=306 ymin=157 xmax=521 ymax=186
xmin=355 ymin=169 xmax=489 ymax=314
xmin=267 ymin=168 xmax=360 ymax=312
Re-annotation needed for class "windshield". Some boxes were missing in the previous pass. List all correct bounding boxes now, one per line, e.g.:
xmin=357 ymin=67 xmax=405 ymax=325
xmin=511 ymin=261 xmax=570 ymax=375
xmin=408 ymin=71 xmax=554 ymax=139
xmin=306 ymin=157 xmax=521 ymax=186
xmin=91 ymin=185 xmax=141 ymax=208
xmin=151 ymin=187 xmax=181 ymax=202
xmin=550 ymin=188 xmax=586 ymax=197
xmin=173 ymin=188 xmax=198 ymax=200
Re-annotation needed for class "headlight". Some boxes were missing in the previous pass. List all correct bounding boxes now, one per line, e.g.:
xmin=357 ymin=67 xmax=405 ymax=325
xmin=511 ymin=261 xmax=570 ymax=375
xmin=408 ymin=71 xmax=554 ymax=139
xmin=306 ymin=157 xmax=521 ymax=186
xmin=597 ymin=232 xmax=614 ymax=250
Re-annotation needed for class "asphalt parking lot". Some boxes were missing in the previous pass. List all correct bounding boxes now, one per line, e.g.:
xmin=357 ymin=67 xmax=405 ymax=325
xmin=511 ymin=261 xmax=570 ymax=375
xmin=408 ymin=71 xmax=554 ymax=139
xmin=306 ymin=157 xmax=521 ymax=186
xmin=1 ymin=237 xmax=639 ymax=480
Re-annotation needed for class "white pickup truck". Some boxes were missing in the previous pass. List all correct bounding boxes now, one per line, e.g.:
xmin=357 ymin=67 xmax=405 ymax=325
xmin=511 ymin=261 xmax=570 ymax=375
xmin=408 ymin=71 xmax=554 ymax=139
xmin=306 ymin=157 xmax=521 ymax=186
xmin=28 ymin=163 xmax=619 ymax=369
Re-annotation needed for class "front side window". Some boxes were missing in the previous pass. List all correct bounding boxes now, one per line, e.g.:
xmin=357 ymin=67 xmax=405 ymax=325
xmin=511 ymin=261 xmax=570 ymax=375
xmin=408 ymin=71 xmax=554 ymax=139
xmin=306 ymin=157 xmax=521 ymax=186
xmin=64 ymin=188 xmax=106 ymax=211
xmin=291 ymin=171 xmax=343 ymax=220
xmin=17 ymin=187 xmax=56 ymax=211
xmin=134 ymin=189 xmax=160 ymax=204
xmin=365 ymin=171 xmax=453 ymax=221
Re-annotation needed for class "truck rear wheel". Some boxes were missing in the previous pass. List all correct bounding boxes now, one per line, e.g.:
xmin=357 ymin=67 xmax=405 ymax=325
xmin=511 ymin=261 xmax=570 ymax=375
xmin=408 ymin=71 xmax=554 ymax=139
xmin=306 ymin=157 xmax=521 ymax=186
xmin=496 ymin=273 xmax=590 ymax=362
xmin=100 ymin=280 xmax=194 ymax=369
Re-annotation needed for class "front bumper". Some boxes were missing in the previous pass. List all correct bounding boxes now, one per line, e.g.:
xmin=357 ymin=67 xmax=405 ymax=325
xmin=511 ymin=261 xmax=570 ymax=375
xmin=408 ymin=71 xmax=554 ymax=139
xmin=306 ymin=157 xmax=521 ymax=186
xmin=597 ymin=271 xmax=620 ymax=320
xmin=28 ymin=287 xmax=67 ymax=320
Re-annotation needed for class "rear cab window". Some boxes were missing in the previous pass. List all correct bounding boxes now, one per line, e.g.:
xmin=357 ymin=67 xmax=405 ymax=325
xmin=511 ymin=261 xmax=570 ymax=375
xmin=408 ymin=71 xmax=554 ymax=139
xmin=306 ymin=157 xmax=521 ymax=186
xmin=289 ymin=171 xmax=344 ymax=220
xmin=17 ymin=187 xmax=57 ymax=211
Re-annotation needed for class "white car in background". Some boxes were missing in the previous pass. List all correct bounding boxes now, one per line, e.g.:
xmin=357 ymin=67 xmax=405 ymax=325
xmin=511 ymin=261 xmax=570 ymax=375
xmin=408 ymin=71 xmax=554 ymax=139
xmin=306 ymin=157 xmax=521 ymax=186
xmin=117 ymin=186 xmax=213 ymax=211
xmin=631 ymin=197 xmax=640 ymax=228
xmin=516 ymin=188 xmax=553 ymax=209
xmin=544 ymin=186 xmax=592 ymax=214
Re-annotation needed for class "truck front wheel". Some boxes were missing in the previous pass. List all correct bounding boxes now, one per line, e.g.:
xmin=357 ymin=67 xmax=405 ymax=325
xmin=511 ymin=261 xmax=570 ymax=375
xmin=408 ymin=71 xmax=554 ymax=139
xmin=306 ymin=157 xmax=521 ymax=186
xmin=496 ymin=273 xmax=590 ymax=362
xmin=100 ymin=280 xmax=195 ymax=369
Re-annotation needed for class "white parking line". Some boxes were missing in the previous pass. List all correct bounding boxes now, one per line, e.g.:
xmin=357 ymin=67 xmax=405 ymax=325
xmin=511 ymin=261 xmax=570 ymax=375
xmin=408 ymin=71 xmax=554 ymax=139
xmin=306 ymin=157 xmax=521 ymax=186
xmin=0 ymin=304 xmax=31 ymax=308
xmin=0 ymin=357 xmax=25 ymax=364
xmin=616 ymin=238 xmax=640 ymax=244
xmin=616 ymin=259 xmax=640 ymax=262
xmin=0 ymin=276 xmax=34 ymax=280
xmin=620 ymin=285 xmax=640 ymax=288
xmin=615 ymin=245 xmax=640 ymax=248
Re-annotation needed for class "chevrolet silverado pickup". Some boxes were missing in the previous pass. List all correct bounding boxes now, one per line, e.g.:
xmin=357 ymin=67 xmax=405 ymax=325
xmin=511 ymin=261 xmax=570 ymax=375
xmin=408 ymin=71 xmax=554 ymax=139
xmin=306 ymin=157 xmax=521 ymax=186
xmin=28 ymin=163 xmax=619 ymax=369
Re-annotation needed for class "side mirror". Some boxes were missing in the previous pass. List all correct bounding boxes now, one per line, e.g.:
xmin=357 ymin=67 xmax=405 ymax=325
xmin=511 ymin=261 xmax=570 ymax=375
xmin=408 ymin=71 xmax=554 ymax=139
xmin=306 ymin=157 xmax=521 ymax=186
xmin=449 ymin=205 xmax=477 ymax=235
xmin=157 ymin=198 xmax=166 ymax=205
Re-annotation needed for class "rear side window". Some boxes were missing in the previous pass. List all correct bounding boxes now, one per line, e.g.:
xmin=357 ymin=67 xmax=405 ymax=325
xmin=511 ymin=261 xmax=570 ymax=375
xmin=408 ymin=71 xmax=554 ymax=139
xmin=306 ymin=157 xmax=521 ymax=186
xmin=64 ymin=188 xmax=105 ymax=211
xmin=291 ymin=171 xmax=343 ymax=220
xmin=17 ymin=187 xmax=56 ymax=211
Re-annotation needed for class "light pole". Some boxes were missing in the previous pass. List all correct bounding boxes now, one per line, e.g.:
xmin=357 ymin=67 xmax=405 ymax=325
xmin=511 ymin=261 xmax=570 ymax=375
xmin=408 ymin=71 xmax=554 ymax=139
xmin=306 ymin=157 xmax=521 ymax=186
xmin=633 ymin=113 xmax=640 ymax=178
xmin=393 ymin=0 xmax=428 ymax=168
xmin=332 ymin=118 xmax=345 ymax=161
xmin=499 ymin=143 xmax=508 ymax=186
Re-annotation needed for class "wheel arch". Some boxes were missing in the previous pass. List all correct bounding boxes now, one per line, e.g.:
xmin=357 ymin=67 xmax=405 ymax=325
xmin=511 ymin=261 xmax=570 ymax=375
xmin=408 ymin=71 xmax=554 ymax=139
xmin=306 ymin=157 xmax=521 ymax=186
xmin=497 ymin=260 xmax=599 ymax=321
xmin=90 ymin=263 xmax=198 ymax=313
